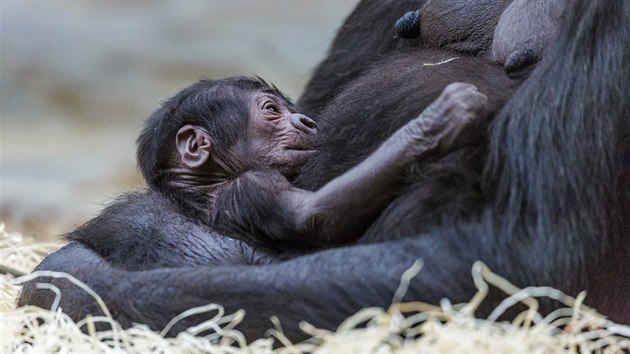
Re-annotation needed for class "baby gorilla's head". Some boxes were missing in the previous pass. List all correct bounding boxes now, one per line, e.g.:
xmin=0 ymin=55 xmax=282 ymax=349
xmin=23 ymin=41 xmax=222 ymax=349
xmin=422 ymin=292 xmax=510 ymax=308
xmin=137 ymin=76 xmax=318 ymax=192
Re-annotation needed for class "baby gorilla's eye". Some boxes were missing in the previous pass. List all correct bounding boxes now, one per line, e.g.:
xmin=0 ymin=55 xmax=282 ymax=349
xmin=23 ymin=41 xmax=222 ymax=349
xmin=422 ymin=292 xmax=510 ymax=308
xmin=263 ymin=102 xmax=280 ymax=113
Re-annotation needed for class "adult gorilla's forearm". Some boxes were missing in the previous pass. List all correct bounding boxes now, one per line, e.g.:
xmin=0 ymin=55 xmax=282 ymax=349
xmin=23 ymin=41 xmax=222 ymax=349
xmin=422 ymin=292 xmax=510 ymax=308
xmin=20 ymin=234 xmax=481 ymax=341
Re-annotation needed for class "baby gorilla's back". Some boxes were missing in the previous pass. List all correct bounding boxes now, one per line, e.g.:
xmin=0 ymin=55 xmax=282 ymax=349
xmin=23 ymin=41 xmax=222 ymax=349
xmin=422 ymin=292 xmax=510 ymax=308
xmin=68 ymin=190 xmax=277 ymax=270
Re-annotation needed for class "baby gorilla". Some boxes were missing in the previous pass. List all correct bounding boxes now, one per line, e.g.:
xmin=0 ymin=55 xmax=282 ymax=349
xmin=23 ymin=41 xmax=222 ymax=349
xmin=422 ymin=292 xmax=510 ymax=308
xmin=138 ymin=77 xmax=487 ymax=251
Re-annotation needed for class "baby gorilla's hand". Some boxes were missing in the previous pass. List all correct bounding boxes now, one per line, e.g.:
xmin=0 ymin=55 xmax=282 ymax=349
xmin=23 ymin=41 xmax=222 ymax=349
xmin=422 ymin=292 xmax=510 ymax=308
xmin=403 ymin=82 xmax=488 ymax=157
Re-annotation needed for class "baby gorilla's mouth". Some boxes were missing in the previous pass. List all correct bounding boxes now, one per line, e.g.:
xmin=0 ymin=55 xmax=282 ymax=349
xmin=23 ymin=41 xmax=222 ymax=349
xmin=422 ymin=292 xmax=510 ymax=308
xmin=285 ymin=146 xmax=317 ymax=152
xmin=284 ymin=138 xmax=317 ymax=152
xmin=284 ymin=147 xmax=317 ymax=164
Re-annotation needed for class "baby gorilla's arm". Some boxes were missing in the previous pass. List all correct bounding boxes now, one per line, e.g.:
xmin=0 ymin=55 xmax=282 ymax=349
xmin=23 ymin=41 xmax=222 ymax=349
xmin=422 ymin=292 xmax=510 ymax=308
xmin=288 ymin=82 xmax=488 ymax=244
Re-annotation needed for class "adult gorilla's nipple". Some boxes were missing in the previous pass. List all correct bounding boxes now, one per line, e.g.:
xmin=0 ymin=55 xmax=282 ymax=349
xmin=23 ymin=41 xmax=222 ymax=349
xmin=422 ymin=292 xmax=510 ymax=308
xmin=394 ymin=10 xmax=421 ymax=39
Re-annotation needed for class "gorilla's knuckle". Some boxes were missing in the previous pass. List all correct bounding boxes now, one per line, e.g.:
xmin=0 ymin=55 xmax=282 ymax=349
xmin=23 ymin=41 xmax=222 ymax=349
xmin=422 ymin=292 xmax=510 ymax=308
xmin=441 ymin=84 xmax=478 ymax=106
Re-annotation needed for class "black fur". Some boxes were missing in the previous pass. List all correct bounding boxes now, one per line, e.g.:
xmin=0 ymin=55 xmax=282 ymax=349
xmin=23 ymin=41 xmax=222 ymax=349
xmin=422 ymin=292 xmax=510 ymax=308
xmin=297 ymin=0 xmax=514 ymax=117
xmin=297 ymin=50 xmax=519 ymax=240
xmin=298 ymin=50 xmax=517 ymax=188
xmin=297 ymin=0 xmax=425 ymax=117
xmin=18 ymin=0 xmax=630 ymax=342
xmin=69 ymin=190 xmax=276 ymax=269
xmin=137 ymin=76 xmax=288 ymax=191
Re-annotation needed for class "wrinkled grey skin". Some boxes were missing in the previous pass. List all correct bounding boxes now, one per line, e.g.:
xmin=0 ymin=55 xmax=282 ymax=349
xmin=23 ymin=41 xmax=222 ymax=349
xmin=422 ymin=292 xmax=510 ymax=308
xmin=491 ymin=0 xmax=566 ymax=76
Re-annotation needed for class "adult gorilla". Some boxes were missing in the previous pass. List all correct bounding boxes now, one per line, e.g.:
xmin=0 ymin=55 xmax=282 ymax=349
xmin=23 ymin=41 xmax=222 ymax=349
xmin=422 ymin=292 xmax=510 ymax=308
xmin=19 ymin=0 xmax=629 ymax=341
xmin=295 ymin=0 xmax=562 ymax=242
xmin=298 ymin=0 xmax=562 ymax=116
xmin=297 ymin=0 xmax=514 ymax=117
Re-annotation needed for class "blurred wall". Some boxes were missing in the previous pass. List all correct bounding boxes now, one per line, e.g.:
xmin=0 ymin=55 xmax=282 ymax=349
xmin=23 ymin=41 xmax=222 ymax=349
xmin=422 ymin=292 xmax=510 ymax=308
xmin=0 ymin=1 xmax=359 ymax=238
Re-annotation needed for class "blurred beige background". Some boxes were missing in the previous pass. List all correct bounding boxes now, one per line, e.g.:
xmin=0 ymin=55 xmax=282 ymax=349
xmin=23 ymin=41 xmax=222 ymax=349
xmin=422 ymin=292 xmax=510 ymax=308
xmin=0 ymin=1 xmax=359 ymax=239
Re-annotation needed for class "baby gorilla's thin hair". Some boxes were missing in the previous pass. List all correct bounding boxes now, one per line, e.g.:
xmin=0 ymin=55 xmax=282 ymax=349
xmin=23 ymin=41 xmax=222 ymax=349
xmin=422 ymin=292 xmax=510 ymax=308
xmin=136 ymin=76 xmax=290 ymax=192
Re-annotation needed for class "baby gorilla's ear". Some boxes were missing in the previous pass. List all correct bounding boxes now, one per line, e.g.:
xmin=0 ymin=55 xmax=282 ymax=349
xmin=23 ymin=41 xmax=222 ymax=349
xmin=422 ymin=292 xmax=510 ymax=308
xmin=175 ymin=125 xmax=212 ymax=168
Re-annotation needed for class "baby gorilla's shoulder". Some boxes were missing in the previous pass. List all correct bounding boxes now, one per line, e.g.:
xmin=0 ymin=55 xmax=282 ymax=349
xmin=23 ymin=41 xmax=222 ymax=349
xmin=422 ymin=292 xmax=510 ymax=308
xmin=235 ymin=169 xmax=294 ymax=191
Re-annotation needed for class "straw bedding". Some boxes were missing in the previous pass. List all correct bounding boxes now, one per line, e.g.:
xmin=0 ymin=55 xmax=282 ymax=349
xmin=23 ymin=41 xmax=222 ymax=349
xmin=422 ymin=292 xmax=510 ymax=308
xmin=1 ymin=223 xmax=628 ymax=353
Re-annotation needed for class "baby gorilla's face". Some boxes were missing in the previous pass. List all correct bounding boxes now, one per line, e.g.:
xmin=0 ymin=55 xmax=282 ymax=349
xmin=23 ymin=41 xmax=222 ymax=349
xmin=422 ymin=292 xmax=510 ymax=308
xmin=246 ymin=91 xmax=318 ymax=178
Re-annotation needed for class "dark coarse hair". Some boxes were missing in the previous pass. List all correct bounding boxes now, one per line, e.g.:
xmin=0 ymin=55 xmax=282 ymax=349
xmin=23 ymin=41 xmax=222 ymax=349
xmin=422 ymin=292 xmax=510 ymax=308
xmin=484 ymin=0 xmax=630 ymax=257
xmin=136 ymin=76 xmax=289 ymax=191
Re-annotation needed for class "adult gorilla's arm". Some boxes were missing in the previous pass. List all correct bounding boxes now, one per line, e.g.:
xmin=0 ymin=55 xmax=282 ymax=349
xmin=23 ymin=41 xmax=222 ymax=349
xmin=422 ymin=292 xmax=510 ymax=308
xmin=19 ymin=233 xmax=479 ymax=341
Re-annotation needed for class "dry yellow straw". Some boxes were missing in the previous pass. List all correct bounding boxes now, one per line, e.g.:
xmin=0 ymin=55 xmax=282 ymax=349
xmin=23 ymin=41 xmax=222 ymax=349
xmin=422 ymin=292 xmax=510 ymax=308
xmin=1 ymin=223 xmax=629 ymax=353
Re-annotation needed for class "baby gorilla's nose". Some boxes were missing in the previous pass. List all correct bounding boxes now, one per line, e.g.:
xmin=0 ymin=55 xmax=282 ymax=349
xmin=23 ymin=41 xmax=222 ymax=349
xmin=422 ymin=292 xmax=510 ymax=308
xmin=290 ymin=114 xmax=318 ymax=134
